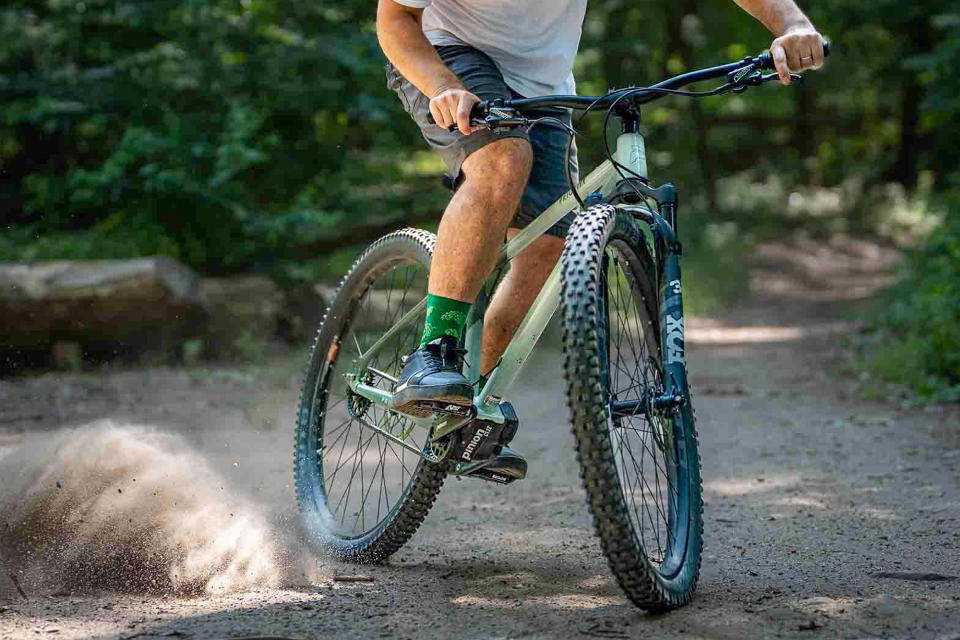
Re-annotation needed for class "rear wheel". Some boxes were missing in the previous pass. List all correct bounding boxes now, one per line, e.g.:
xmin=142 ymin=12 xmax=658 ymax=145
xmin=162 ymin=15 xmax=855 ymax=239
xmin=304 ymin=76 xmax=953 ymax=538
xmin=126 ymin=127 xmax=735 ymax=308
xmin=560 ymin=204 xmax=702 ymax=610
xmin=294 ymin=228 xmax=446 ymax=561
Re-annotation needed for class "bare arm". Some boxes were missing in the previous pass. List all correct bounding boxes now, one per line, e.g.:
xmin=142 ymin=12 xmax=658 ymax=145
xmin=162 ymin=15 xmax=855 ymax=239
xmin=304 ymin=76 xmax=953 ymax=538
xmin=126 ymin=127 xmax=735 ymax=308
xmin=376 ymin=0 xmax=479 ymax=133
xmin=732 ymin=0 xmax=824 ymax=85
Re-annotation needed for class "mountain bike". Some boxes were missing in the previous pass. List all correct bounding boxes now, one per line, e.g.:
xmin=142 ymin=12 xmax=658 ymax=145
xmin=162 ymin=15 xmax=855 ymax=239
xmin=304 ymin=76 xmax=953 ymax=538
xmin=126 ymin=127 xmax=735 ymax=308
xmin=294 ymin=45 xmax=829 ymax=611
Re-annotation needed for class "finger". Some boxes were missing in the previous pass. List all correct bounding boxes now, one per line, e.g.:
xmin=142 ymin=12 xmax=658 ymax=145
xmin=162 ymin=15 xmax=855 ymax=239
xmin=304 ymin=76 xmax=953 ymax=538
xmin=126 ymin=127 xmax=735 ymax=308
xmin=772 ymin=44 xmax=790 ymax=85
xmin=429 ymin=99 xmax=449 ymax=130
xmin=456 ymin=94 xmax=474 ymax=135
xmin=811 ymin=36 xmax=825 ymax=69
xmin=799 ymin=34 xmax=818 ymax=70
xmin=785 ymin=44 xmax=802 ymax=74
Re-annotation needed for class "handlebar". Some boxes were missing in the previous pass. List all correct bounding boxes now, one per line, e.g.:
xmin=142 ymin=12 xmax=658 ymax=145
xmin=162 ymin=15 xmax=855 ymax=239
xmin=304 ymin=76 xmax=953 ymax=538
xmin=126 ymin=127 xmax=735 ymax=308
xmin=427 ymin=41 xmax=830 ymax=131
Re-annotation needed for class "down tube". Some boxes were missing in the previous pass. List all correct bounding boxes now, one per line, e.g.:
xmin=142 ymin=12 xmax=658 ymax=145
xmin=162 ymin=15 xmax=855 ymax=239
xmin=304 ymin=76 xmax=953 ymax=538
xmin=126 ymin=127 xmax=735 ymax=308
xmin=479 ymin=260 xmax=562 ymax=405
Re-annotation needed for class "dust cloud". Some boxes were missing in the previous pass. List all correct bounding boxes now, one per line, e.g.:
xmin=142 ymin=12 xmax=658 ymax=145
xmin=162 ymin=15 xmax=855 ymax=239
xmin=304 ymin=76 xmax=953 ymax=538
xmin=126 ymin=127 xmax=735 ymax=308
xmin=0 ymin=421 xmax=315 ymax=595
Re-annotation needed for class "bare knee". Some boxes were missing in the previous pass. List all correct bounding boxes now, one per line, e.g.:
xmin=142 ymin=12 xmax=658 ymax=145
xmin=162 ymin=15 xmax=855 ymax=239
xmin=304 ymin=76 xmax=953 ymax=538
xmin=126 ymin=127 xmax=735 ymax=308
xmin=461 ymin=138 xmax=533 ymax=189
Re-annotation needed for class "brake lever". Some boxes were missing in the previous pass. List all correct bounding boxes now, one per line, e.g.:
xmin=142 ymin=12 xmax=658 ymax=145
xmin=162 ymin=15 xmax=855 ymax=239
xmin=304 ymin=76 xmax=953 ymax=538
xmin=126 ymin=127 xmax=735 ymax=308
xmin=435 ymin=119 xmax=489 ymax=133
xmin=760 ymin=71 xmax=804 ymax=85
xmin=485 ymin=115 xmax=528 ymax=130
xmin=722 ymin=69 xmax=804 ymax=94
xmin=428 ymin=106 xmax=524 ymax=132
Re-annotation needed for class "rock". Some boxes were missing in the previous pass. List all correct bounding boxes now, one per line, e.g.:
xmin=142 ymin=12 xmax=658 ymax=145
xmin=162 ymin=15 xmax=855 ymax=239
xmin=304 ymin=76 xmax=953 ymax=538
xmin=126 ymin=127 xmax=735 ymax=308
xmin=0 ymin=258 xmax=205 ymax=356
xmin=277 ymin=283 xmax=328 ymax=343
xmin=199 ymin=276 xmax=283 ymax=360
xmin=0 ymin=260 xmax=298 ymax=365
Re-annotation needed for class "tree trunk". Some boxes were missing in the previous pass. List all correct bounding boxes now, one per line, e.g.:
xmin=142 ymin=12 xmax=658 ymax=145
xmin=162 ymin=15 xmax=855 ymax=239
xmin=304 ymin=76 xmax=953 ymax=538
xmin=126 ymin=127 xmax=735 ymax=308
xmin=888 ymin=77 xmax=923 ymax=189
xmin=886 ymin=15 xmax=931 ymax=190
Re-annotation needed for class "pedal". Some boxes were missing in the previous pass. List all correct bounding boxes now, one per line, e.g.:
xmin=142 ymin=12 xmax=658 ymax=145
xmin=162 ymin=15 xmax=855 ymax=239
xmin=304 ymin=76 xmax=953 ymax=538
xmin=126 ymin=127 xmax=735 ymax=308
xmin=445 ymin=402 xmax=526 ymax=483
xmin=454 ymin=445 xmax=527 ymax=484
xmin=464 ymin=466 xmax=519 ymax=485
xmin=415 ymin=401 xmax=475 ymax=419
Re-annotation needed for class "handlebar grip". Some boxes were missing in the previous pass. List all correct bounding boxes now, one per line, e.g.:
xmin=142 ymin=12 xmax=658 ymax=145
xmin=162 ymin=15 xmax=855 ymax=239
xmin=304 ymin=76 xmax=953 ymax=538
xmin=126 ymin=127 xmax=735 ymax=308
xmin=425 ymin=113 xmax=454 ymax=131
xmin=425 ymin=113 xmax=457 ymax=131
xmin=758 ymin=39 xmax=831 ymax=70
xmin=426 ymin=102 xmax=487 ymax=132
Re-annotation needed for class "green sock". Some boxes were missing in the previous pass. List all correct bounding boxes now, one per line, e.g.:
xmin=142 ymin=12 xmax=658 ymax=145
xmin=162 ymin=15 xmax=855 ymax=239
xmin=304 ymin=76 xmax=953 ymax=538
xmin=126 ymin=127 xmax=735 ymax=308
xmin=476 ymin=374 xmax=489 ymax=390
xmin=420 ymin=294 xmax=471 ymax=347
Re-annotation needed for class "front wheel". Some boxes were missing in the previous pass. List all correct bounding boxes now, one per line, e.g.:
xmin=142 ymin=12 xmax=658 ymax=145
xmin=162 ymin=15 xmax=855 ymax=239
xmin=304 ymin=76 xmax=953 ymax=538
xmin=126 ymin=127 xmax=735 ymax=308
xmin=560 ymin=204 xmax=703 ymax=611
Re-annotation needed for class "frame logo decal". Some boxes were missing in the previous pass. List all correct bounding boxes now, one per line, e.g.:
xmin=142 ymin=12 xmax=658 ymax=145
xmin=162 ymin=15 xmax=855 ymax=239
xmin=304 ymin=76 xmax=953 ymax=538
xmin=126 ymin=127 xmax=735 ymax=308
xmin=665 ymin=314 xmax=685 ymax=364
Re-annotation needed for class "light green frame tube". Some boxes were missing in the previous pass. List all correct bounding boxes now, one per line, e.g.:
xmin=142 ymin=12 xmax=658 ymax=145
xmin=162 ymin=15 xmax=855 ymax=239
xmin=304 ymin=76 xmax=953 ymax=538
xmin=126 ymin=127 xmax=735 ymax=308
xmin=348 ymin=130 xmax=649 ymax=428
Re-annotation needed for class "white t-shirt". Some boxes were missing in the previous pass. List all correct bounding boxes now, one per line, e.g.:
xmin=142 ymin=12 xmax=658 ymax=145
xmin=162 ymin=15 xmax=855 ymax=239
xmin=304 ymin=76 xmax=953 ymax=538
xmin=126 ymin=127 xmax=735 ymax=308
xmin=392 ymin=0 xmax=588 ymax=98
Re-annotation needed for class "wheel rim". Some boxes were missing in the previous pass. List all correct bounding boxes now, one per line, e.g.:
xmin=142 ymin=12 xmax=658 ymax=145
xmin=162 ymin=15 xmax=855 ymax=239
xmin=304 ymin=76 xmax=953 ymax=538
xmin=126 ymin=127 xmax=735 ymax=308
xmin=310 ymin=256 xmax=431 ymax=539
xmin=602 ymin=241 xmax=682 ymax=573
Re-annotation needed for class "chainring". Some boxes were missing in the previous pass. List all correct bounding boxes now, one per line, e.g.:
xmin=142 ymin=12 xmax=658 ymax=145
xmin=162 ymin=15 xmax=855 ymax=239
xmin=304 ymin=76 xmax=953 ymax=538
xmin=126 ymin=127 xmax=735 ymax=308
xmin=346 ymin=370 xmax=374 ymax=419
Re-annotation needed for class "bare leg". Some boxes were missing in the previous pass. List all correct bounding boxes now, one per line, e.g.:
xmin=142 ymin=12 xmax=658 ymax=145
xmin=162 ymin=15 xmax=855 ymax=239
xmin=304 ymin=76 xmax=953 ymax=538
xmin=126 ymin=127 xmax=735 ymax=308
xmin=429 ymin=138 xmax=533 ymax=302
xmin=479 ymin=230 xmax=565 ymax=375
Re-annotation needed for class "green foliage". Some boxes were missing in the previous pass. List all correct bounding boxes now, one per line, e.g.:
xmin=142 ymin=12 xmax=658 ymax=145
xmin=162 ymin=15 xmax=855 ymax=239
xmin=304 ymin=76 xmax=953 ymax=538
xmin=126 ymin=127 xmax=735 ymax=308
xmin=1 ymin=0 xmax=959 ymax=394
xmin=679 ymin=221 xmax=753 ymax=315
xmin=4 ymin=0 xmax=959 ymax=279
xmin=1 ymin=0 xmax=441 ymax=276
xmin=859 ymin=184 xmax=960 ymax=402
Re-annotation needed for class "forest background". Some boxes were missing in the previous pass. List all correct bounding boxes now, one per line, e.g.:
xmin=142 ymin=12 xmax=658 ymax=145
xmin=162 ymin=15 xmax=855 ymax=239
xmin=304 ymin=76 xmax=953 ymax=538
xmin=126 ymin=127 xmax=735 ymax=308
xmin=1 ymin=0 xmax=957 ymax=400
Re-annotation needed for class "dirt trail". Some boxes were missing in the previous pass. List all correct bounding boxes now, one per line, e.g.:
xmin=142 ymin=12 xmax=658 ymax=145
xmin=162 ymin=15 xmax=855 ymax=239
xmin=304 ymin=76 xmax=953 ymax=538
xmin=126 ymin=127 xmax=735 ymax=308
xmin=1 ymin=236 xmax=958 ymax=640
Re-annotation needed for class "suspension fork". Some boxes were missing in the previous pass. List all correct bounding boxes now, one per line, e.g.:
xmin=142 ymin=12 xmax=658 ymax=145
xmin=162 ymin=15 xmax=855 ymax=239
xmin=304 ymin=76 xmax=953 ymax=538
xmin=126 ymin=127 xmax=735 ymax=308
xmin=655 ymin=200 xmax=689 ymax=405
xmin=656 ymin=206 xmax=694 ymax=514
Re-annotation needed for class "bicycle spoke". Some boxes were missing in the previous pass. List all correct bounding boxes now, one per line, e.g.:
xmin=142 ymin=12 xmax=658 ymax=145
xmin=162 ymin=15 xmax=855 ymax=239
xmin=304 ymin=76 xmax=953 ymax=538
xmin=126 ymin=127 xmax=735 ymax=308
xmin=306 ymin=253 xmax=436 ymax=540
xmin=334 ymin=428 xmax=379 ymax=525
xmin=325 ymin=420 xmax=367 ymax=497
xmin=354 ymin=432 xmax=389 ymax=532
xmin=619 ymin=429 xmax=665 ymax=556
xmin=601 ymin=242 xmax=682 ymax=568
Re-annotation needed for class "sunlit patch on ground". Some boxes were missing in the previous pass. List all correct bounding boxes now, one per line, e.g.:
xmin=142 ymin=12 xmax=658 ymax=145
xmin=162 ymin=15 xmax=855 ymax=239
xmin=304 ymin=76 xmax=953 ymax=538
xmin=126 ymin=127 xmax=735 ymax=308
xmin=451 ymin=593 xmax=627 ymax=610
xmin=687 ymin=320 xmax=854 ymax=344
xmin=705 ymin=475 xmax=799 ymax=496
xmin=774 ymin=496 xmax=829 ymax=508
xmin=578 ymin=574 xmax=616 ymax=590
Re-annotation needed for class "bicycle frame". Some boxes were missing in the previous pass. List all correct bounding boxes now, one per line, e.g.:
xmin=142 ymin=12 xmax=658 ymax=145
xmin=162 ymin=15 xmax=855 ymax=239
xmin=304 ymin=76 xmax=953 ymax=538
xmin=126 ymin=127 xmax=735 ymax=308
xmin=348 ymin=127 xmax=689 ymax=442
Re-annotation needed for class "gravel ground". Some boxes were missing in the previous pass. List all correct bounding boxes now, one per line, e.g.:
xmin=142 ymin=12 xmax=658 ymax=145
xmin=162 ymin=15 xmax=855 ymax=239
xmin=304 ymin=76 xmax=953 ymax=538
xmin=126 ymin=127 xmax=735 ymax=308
xmin=1 ymin=238 xmax=958 ymax=640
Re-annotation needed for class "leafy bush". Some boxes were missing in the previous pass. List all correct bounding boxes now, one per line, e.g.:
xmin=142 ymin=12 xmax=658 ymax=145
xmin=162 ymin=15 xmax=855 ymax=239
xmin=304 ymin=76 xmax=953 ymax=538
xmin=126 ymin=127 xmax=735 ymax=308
xmin=860 ymin=185 xmax=960 ymax=402
xmin=0 ymin=0 xmax=444 ymax=280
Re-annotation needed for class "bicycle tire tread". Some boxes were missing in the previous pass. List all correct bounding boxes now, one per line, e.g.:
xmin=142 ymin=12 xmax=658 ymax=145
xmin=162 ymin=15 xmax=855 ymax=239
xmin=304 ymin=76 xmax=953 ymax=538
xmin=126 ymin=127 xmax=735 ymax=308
xmin=560 ymin=204 xmax=702 ymax=611
xmin=294 ymin=227 xmax=447 ymax=563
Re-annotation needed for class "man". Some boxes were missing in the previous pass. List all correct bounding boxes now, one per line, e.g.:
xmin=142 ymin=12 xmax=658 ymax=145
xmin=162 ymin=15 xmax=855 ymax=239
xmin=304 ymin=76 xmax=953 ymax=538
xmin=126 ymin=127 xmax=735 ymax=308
xmin=379 ymin=0 xmax=824 ymax=431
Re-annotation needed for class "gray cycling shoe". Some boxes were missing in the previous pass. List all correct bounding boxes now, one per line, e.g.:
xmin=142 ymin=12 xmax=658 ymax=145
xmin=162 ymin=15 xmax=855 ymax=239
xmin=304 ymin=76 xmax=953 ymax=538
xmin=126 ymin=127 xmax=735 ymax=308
xmin=391 ymin=336 xmax=474 ymax=418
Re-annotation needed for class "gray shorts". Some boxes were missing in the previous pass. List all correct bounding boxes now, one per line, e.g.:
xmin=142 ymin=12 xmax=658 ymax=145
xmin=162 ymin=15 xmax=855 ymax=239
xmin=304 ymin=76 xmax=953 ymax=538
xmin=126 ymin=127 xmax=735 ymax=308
xmin=386 ymin=45 xmax=578 ymax=238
